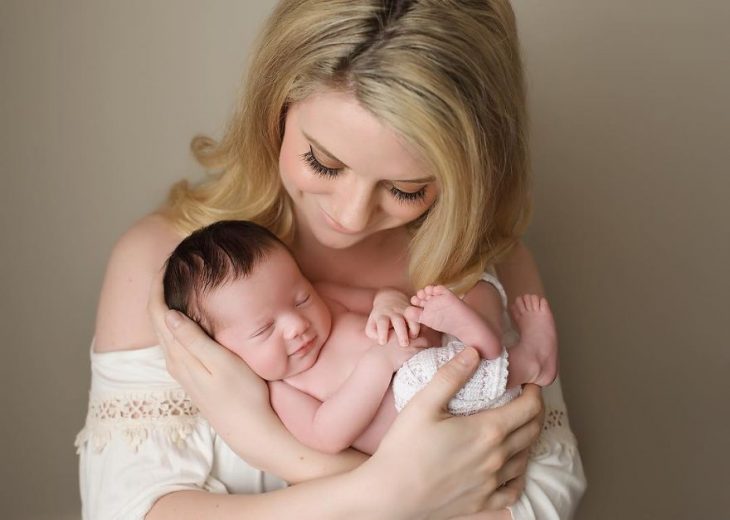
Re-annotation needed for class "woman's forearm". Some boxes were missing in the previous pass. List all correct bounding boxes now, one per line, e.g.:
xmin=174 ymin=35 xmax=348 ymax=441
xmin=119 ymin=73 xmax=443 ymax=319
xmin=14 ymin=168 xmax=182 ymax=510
xmin=495 ymin=241 xmax=545 ymax=301
xmin=147 ymin=468 xmax=388 ymax=520
xmin=218 ymin=392 xmax=369 ymax=484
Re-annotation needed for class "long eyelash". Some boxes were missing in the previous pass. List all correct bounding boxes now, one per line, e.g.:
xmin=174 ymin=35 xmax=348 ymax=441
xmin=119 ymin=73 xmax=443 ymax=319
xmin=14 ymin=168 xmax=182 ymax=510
xmin=301 ymin=147 xmax=340 ymax=177
xmin=390 ymin=185 xmax=427 ymax=204
xmin=301 ymin=146 xmax=428 ymax=204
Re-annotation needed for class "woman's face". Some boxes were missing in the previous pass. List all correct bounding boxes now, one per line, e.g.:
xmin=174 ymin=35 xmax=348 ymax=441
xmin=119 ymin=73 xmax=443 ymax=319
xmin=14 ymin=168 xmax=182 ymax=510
xmin=279 ymin=89 xmax=439 ymax=249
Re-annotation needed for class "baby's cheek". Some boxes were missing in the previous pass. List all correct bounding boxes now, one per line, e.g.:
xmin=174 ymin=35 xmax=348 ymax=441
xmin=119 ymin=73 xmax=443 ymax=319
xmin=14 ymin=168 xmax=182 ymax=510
xmin=222 ymin=341 xmax=249 ymax=362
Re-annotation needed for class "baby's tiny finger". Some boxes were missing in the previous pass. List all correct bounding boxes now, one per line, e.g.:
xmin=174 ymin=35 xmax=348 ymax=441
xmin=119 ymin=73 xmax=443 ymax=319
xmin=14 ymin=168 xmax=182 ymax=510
xmin=365 ymin=317 xmax=378 ymax=340
xmin=406 ymin=317 xmax=420 ymax=338
xmin=377 ymin=317 xmax=390 ymax=345
xmin=392 ymin=317 xmax=409 ymax=346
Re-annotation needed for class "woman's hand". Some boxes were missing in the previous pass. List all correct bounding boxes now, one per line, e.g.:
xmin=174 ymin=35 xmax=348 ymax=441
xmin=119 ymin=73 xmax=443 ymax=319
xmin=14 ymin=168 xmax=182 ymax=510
xmin=147 ymin=269 xmax=367 ymax=482
xmin=359 ymin=347 xmax=544 ymax=519
xmin=147 ymin=268 xmax=269 ymax=415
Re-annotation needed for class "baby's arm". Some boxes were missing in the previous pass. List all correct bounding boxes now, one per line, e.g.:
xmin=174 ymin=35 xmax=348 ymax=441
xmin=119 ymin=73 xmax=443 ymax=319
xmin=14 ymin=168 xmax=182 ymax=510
xmin=315 ymin=282 xmax=419 ymax=347
xmin=270 ymin=342 xmax=417 ymax=454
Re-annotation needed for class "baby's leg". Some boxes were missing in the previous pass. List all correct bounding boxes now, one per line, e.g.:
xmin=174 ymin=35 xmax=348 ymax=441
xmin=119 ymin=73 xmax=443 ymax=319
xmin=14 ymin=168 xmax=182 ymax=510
xmin=507 ymin=295 xmax=558 ymax=387
xmin=404 ymin=285 xmax=502 ymax=359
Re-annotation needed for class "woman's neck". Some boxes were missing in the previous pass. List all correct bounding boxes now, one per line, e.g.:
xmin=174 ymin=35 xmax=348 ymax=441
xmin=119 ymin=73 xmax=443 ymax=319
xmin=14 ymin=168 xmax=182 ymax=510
xmin=291 ymin=223 xmax=412 ymax=292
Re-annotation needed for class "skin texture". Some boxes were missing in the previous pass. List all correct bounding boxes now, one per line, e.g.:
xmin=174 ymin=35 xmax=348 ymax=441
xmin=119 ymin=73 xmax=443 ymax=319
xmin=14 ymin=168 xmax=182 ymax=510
xmin=206 ymin=248 xmax=333 ymax=381
xmin=279 ymin=90 xmax=439 ymax=252
xmin=200 ymin=247 xmax=556 ymax=455
xmin=94 ymin=90 xmax=546 ymax=518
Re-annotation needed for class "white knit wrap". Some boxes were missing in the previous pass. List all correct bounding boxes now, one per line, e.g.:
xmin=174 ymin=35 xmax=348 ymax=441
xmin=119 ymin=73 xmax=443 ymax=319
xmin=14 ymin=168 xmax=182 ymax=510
xmin=392 ymin=340 xmax=521 ymax=415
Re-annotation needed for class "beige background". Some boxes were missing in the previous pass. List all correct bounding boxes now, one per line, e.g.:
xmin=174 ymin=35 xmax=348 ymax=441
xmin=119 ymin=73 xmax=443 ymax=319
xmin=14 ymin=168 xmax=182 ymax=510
xmin=1 ymin=1 xmax=727 ymax=519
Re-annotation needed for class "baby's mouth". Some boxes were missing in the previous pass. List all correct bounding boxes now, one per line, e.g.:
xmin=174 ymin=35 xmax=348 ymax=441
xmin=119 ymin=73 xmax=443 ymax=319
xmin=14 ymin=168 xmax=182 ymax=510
xmin=291 ymin=336 xmax=316 ymax=356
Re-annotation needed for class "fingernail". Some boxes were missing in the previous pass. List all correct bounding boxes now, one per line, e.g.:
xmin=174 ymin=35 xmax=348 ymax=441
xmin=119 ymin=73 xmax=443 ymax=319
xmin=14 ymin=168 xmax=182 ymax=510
xmin=456 ymin=347 xmax=477 ymax=367
xmin=166 ymin=310 xmax=183 ymax=329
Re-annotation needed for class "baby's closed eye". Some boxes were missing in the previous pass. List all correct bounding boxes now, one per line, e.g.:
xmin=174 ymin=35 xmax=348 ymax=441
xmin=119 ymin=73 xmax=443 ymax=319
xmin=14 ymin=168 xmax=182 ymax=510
xmin=251 ymin=321 xmax=274 ymax=338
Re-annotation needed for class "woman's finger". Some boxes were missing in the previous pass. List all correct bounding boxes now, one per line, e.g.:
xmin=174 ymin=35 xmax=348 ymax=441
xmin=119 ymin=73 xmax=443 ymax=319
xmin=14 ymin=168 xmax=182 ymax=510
xmin=495 ymin=449 xmax=529 ymax=490
xmin=147 ymin=267 xmax=175 ymax=348
xmin=474 ymin=384 xmax=543 ymax=442
xmin=165 ymin=309 xmax=241 ymax=370
xmin=501 ymin=408 xmax=542 ymax=461
xmin=483 ymin=475 xmax=525 ymax=511
xmin=403 ymin=347 xmax=480 ymax=416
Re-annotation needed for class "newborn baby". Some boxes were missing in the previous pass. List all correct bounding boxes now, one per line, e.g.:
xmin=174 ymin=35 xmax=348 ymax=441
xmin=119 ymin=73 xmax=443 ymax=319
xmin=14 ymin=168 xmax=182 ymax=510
xmin=163 ymin=220 xmax=557 ymax=454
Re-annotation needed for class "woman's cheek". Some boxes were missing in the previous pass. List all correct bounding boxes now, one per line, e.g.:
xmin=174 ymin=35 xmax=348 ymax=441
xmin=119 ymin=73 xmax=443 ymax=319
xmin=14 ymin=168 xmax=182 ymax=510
xmin=279 ymin=154 xmax=326 ymax=196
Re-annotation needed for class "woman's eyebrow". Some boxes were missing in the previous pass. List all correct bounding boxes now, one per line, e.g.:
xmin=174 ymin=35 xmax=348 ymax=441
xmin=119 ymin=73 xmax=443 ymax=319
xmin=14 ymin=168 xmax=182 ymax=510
xmin=302 ymin=131 xmax=349 ymax=168
xmin=395 ymin=176 xmax=436 ymax=184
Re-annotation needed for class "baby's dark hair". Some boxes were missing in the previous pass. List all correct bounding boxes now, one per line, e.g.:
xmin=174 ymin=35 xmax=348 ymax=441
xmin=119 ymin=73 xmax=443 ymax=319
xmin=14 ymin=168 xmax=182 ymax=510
xmin=163 ymin=220 xmax=287 ymax=334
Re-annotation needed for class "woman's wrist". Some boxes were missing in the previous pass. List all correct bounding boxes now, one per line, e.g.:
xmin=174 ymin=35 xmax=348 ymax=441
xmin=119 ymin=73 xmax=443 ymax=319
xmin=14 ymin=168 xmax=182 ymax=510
xmin=347 ymin=457 xmax=408 ymax=518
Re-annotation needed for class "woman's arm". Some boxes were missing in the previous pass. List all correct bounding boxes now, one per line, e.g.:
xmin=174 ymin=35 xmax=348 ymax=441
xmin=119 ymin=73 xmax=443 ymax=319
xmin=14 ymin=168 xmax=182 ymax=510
xmin=495 ymin=241 xmax=587 ymax=518
xmin=494 ymin=241 xmax=546 ymax=302
xmin=94 ymin=213 xmax=181 ymax=352
xmin=147 ymin=345 xmax=543 ymax=520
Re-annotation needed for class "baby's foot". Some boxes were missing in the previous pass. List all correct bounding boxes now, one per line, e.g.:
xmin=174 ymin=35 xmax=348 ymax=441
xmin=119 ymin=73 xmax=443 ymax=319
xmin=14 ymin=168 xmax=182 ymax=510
xmin=404 ymin=285 xmax=502 ymax=359
xmin=508 ymin=295 xmax=558 ymax=386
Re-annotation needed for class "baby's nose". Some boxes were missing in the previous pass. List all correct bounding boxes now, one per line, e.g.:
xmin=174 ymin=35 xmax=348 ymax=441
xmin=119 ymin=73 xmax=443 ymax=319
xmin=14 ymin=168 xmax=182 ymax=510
xmin=284 ymin=312 xmax=310 ymax=339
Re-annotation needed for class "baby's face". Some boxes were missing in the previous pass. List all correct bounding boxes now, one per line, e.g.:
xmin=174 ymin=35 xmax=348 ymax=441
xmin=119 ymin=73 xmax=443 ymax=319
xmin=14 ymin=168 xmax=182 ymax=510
xmin=202 ymin=247 xmax=331 ymax=380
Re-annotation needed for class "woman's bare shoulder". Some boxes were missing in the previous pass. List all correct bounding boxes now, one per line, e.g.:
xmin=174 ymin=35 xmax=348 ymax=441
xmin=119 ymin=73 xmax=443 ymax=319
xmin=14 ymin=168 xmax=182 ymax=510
xmin=93 ymin=213 xmax=183 ymax=353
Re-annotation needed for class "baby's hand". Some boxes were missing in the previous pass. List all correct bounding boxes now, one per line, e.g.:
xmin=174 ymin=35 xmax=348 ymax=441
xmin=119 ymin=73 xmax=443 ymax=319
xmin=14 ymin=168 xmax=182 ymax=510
xmin=366 ymin=289 xmax=420 ymax=346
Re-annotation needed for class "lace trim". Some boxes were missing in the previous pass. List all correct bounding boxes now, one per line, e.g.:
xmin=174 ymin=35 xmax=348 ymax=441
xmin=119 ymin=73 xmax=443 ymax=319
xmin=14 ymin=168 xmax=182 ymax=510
xmin=74 ymin=389 xmax=200 ymax=454
xmin=530 ymin=403 xmax=577 ymax=458
xmin=75 ymin=388 xmax=575 ymax=457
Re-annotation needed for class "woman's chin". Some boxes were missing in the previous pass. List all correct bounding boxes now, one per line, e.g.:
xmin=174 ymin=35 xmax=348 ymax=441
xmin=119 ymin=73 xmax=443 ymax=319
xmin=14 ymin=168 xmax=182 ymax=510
xmin=311 ymin=227 xmax=366 ymax=250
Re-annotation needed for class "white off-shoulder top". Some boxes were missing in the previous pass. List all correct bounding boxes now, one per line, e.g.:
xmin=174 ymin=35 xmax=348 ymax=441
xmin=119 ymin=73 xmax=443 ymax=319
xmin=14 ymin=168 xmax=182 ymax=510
xmin=76 ymin=275 xmax=586 ymax=519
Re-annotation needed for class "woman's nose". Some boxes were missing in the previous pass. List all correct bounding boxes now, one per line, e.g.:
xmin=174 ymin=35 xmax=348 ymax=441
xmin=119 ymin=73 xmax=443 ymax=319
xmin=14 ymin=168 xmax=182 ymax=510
xmin=333 ymin=181 xmax=375 ymax=233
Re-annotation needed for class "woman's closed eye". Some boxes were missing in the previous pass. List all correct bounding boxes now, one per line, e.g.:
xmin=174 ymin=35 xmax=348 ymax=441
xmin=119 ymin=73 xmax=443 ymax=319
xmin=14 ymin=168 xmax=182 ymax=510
xmin=389 ymin=184 xmax=427 ymax=204
xmin=301 ymin=146 xmax=430 ymax=204
xmin=301 ymin=147 xmax=339 ymax=177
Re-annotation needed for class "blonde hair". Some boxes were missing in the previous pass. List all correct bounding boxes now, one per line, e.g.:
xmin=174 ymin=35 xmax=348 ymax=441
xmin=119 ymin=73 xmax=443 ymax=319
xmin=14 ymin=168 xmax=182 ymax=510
xmin=164 ymin=0 xmax=531 ymax=293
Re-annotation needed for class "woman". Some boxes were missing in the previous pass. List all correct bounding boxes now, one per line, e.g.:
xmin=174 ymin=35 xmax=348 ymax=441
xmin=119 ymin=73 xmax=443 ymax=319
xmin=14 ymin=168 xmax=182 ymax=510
xmin=77 ymin=1 xmax=586 ymax=518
